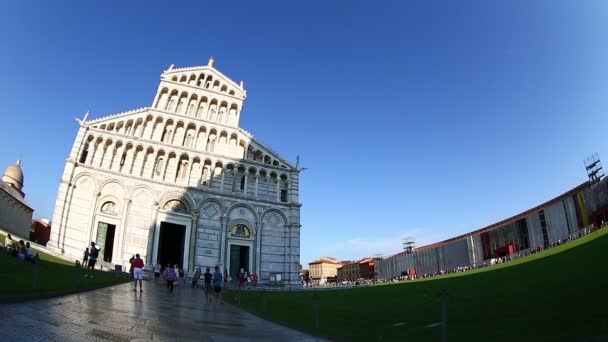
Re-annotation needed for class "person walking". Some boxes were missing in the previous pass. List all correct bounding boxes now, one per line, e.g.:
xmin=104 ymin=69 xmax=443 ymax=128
xmin=132 ymin=253 xmax=144 ymax=292
xmin=82 ymin=247 xmax=89 ymax=268
xmin=203 ymin=267 xmax=213 ymax=304
xmin=129 ymin=255 xmax=135 ymax=278
xmin=165 ymin=264 xmax=177 ymax=293
xmin=192 ymin=267 xmax=201 ymax=288
xmin=153 ymin=264 xmax=161 ymax=283
xmin=212 ymin=265 xmax=224 ymax=304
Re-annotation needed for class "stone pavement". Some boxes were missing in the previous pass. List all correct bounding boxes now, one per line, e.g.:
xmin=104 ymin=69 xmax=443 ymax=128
xmin=0 ymin=280 xmax=328 ymax=341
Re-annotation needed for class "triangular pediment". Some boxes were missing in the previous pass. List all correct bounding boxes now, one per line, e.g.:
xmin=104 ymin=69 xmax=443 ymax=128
xmin=161 ymin=61 xmax=245 ymax=98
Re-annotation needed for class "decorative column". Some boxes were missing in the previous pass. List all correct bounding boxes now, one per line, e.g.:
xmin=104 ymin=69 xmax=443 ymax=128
xmin=111 ymin=144 xmax=126 ymax=172
xmin=243 ymin=170 xmax=249 ymax=194
xmin=118 ymin=198 xmax=132 ymax=268
xmin=255 ymin=221 xmax=263 ymax=275
xmin=208 ymin=166 xmax=215 ymax=189
xmin=276 ymin=178 xmax=280 ymax=202
xmin=265 ymin=175 xmax=270 ymax=201
xmin=219 ymin=215 xmax=228 ymax=268
xmin=189 ymin=210 xmax=199 ymax=272
xmin=145 ymin=202 xmax=160 ymax=266
xmin=254 ymin=172 xmax=259 ymax=199
xmin=231 ymin=169 xmax=239 ymax=193
xmin=220 ymin=167 xmax=226 ymax=192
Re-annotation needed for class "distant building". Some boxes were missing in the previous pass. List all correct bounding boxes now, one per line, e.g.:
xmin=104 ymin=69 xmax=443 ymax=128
xmin=358 ymin=257 xmax=375 ymax=280
xmin=30 ymin=219 xmax=51 ymax=246
xmin=377 ymin=178 xmax=608 ymax=279
xmin=337 ymin=261 xmax=358 ymax=282
xmin=309 ymin=257 xmax=342 ymax=282
xmin=0 ymin=160 xmax=33 ymax=239
xmin=337 ymin=257 xmax=376 ymax=282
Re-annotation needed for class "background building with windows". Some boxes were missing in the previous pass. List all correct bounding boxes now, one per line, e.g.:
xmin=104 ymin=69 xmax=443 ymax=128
xmin=47 ymin=59 xmax=302 ymax=285
xmin=377 ymin=178 xmax=608 ymax=280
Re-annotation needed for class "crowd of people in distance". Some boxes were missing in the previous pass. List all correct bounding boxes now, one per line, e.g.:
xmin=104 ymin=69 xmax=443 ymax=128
xmin=143 ymin=262 xmax=226 ymax=304
xmin=1 ymin=233 xmax=39 ymax=263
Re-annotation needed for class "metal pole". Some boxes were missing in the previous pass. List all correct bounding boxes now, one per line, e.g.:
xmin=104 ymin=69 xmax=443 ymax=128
xmin=261 ymin=288 xmax=267 ymax=316
xmin=313 ymin=292 xmax=320 ymax=329
xmin=33 ymin=261 xmax=39 ymax=289
xmin=441 ymin=289 xmax=447 ymax=342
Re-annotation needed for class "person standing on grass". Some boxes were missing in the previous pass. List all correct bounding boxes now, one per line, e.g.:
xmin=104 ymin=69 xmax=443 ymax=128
xmin=212 ymin=265 xmax=224 ymax=304
xmin=203 ymin=267 xmax=213 ymax=304
xmin=82 ymin=247 xmax=89 ymax=268
xmin=132 ymin=253 xmax=144 ymax=292
xmin=85 ymin=242 xmax=99 ymax=278
xmin=165 ymin=264 xmax=177 ymax=293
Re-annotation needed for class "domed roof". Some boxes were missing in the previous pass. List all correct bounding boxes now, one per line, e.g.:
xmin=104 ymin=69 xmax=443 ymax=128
xmin=2 ymin=160 xmax=24 ymax=191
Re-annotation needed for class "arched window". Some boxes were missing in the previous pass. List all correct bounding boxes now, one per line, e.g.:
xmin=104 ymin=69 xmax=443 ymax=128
xmin=101 ymin=201 xmax=117 ymax=215
xmin=163 ymin=200 xmax=188 ymax=213
xmin=240 ymin=176 xmax=246 ymax=191
xmin=230 ymin=224 xmax=250 ymax=238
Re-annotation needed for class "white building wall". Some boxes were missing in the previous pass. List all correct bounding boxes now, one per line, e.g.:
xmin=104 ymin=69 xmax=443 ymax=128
xmin=47 ymin=63 xmax=301 ymax=284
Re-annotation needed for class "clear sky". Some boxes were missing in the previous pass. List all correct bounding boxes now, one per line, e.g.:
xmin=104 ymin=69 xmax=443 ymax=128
xmin=1 ymin=1 xmax=607 ymax=266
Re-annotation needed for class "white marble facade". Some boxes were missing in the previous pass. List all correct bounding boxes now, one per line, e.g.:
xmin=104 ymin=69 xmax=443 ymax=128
xmin=47 ymin=59 xmax=302 ymax=285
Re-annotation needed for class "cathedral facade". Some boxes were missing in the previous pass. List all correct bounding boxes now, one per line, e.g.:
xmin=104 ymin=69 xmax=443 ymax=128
xmin=48 ymin=59 xmax=302 ymax=285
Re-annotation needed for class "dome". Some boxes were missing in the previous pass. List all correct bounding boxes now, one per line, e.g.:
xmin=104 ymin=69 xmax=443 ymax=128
xmin=2 ymin=160 xmax=24 ymax=191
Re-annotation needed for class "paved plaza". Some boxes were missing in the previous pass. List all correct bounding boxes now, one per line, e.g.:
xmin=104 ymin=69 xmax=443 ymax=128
xmin=0 ymin=281 xmax=326 ymax=342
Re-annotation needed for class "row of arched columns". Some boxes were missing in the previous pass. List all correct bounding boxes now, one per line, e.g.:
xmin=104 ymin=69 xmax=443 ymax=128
xmin=93 ymin=114 xmax=286 ymax=168
xmin=79 ymin=133 xmax=291 ymax=203
xmin=168 ymin=72 xmax=239 ymax=96
xmin=154 ymin=87 xmax=241 ymax=126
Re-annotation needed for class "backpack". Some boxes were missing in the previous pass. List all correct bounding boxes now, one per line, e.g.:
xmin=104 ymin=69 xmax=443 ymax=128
xmin=90 ymin=247 xmax=100 ymax=259
xmin=166 ymin=269 xmax=177 ymax=281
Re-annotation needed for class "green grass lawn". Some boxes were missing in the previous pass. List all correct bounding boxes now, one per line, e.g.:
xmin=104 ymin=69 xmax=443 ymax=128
xmin=229 ymin=228 xmax=608 ymax=342
xmin=0 ymin=233 xmax=130 ymax=302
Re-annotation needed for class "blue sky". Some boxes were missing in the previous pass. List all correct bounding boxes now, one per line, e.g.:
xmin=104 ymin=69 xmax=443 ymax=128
xmin=1 ymin=1 xmax=607 ymax=266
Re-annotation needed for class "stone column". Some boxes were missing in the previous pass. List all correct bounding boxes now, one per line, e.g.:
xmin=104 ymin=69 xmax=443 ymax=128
xmin=243 ymin=171 xmax=249 ymax=194
xmin=254 ymin=173 xmax=259 ymax=199
xmin=231 ymin=169 xmax=239 ymax=193
xmin=289 ymin=171 xmax=300 ymax=203
xmin=255 ymin=221 xmax=263 ymax=275
xmin=276 ymin=178 xmax=280 ymax=202
xmin=145 ymin=203 xmax=160 ymax=266
xmin=208 ymin=166 xmax=215 ymax=189
xmin=189 ymin=210 xmax=199 ymax=272
xmin=111 ymin=144 xmax=126 ymax=172
xmin=118 ymin=198 xmax=132 ymax=268
xmin=219 ymin=215 xmax=228 ymax=268
xmin=220 ymin=167 xmax=226 ymax=192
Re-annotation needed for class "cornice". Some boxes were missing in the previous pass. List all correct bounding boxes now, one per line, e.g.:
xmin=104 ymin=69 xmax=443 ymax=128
xmin=86 ymin=107 xmax=150 ymax=125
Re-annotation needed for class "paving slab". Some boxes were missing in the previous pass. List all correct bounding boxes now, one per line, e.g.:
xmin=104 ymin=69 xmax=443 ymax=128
xmin=0 ymin=281 xmax=328 ymax=341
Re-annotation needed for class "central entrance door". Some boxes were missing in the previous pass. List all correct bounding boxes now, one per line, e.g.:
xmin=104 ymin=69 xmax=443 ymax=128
xmin=229 ymin=245 xmax=250 ymax=281
xmin=96 ymin=222 xmax=116 ymax=263
xmin=157 ymin=222 xmax=186 ymax=269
